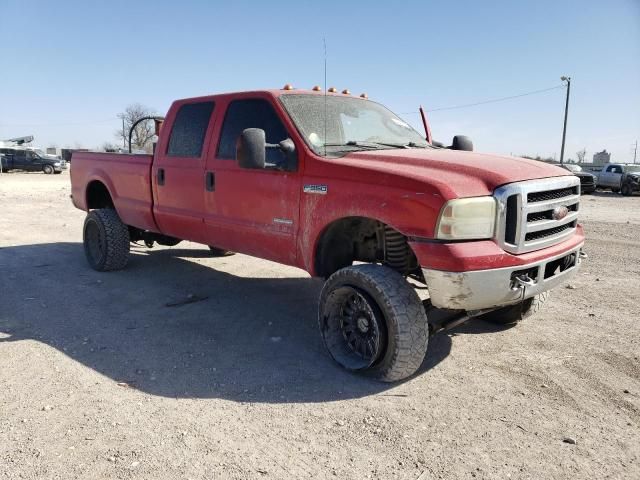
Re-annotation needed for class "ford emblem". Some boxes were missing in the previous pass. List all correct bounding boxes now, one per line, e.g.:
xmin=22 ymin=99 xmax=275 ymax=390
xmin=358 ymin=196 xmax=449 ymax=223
xmin=552 ymin=205 xmax=569 ymax=220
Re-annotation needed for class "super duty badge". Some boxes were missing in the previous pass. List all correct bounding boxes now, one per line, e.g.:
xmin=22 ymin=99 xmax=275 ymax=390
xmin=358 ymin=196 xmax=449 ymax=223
xmin=303 ymin=184 xmax=328 ymax=195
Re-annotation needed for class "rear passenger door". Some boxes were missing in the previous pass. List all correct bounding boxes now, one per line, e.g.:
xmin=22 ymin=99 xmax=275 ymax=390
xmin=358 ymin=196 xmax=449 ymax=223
xmin=203 ymin=97 xmax=301 ymax=266
xmin=152 ymin=101 xmax=216 ymax=243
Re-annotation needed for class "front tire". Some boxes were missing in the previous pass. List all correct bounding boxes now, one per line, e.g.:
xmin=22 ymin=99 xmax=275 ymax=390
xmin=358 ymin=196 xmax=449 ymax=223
xmin=43 ymin=165 xmax=54 ymax=174
xmin=83 ymin=209 xmax=130 ymax=271
xmin=478 ymin=292 xmax=549 ymax=325
xmin=319 ymin=264 xmax=429 ymax=382
xmin=621 ymin=182 xmax=633 ymax=196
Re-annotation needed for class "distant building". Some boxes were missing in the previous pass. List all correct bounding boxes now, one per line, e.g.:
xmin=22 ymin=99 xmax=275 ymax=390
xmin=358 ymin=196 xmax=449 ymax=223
xmin=593 ymin=150 xmax=611 ymax=165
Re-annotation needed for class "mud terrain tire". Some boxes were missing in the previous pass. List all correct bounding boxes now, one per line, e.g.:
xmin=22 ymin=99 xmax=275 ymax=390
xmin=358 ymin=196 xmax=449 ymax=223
xmin=83 ymin=209 xmax=130 ymax=271
xmin=478 ymin=292 xmax=550 ymax=325
xmin=319 ymin=264 xmax=429 ymax=382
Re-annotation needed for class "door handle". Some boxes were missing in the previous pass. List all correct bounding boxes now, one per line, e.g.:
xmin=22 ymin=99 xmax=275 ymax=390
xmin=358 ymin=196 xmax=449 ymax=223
xmin=157 ymin=168 xmax=165 ymax=186
xmin=205 ymin=171 xmax=215 ymax=192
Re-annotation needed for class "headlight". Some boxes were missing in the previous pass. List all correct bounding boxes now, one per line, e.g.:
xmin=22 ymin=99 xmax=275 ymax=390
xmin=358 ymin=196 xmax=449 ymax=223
xmin=436 ymin=197 xmax=497 ymax=240
xmin=54 ymin=162 xmax=61 ymax=166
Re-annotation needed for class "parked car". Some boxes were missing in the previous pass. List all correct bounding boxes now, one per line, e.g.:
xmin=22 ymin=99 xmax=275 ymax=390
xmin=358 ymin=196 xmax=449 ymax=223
xmin=621 ymin=165 xmax=640 ymax=196
xmin=596 ymin=163 xmax=639 ymax=193
xmin=0 ymin=146 xmax=66 ymax=174
xmin=70 ymin=87 xmax=585 ymax=382
xmin=561 ymin=164 xmax=596 ymax=194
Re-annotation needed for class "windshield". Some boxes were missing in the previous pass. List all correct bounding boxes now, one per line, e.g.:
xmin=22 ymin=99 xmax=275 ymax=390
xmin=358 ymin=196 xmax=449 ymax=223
xmin=279 ymin=94 xmax=429 ymax=157
xmin=29 ymin=149 xmax=46 ymax=157
xmin=563 ymin=164 xmax=582 ymax=172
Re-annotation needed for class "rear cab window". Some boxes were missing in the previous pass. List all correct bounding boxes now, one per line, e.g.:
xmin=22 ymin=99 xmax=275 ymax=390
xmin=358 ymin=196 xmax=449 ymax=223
xmin=167 ymin=102 xmax=215 ymax=157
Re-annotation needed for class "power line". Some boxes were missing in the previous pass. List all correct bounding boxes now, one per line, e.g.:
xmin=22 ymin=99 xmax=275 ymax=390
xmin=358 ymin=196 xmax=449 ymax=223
xmin=401 ymin=84 xmax=565 ymax=115
xmin=2 ymin=84 xmax=566 ymax=127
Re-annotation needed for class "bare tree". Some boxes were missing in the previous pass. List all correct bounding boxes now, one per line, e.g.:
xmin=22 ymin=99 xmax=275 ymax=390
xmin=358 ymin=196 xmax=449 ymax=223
xmin=101 ymin=142 xmax=120 ymax=152
xmin=576 ymin=148 xmax=587 ymax=163
xmin=115 ymin=103 xmax=158 ymax=152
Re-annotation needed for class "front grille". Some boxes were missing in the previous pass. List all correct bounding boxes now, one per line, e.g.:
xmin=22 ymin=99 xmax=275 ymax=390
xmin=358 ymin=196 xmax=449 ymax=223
xmin=528 ymin=187 xmax=578 ymax=203
xmin=527 ymin=203 xmax=577 ymax=222
xmin=525 ymin=221 xmax=576 ymax=242
xmin=495 ymin=177 xmax=580 ymax=254
xmin=579 ymin=177 xmax=594 ymax=186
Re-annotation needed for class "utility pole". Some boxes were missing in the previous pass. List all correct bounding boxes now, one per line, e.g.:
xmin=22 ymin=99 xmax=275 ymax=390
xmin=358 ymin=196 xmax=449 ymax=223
xmin=559 ymin=76 xmax=571 ymax=165
xmin=118 ymin=114 xmax=126 ymax=149
xmin=633 ymin=140 xmax=638 ymax=164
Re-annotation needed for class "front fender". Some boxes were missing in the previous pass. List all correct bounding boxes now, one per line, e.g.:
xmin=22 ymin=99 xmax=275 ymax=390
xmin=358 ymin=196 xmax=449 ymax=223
xmin=298 ymin=178 xmax=443 ymax=274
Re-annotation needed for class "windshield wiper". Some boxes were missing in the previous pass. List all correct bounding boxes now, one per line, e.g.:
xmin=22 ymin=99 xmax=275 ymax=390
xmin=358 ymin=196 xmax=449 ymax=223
xmin=322 ymin=141 xmax=386 ymax=150
xmin=325 ymin=140 xmax=429 ymax=150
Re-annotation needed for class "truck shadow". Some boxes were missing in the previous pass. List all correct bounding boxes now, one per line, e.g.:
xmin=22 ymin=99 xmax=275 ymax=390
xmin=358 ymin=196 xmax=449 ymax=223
xmin=1 ymin=242 xmax=462 ymax=403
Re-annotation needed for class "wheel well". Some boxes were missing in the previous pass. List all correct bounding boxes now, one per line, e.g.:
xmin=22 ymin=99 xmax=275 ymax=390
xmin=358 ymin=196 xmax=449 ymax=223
xmin=86 ymin=181 xmax=114 ymax=209
xmin=314 ymin=217 xmax=420 ymax=279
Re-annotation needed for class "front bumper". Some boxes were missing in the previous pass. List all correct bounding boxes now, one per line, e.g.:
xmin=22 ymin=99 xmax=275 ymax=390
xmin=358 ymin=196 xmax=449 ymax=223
xmin=423 ymin=243 xmax=584 ymax=311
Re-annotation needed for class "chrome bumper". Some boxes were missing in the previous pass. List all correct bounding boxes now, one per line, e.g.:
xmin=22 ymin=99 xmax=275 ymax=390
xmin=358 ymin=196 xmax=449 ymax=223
xmin=422 ymin=244 xmax=584 ymax=311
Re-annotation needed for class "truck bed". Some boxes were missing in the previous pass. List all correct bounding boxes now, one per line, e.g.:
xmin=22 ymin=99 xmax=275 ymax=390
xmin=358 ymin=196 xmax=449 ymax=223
xmin=70 ymin=152 xmax=159 ymax=232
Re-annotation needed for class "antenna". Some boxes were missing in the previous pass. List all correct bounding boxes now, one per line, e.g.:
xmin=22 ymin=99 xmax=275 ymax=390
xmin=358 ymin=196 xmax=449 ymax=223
xmin=323 ymin=37 xmax=327 ymax=157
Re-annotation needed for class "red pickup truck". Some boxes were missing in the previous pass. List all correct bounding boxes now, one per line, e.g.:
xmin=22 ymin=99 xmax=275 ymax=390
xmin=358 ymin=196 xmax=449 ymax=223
xmin=71 ymin=87 xmax=585 ymax=381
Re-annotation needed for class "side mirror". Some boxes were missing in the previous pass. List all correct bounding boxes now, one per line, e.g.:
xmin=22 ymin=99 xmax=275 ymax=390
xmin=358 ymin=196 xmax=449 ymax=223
xmin=237 ymin=128 xmax=266 ymax=169
xmin=451 ymin=135 xmax=473 ymax=151
xmin=278 ymin=138 xmax=297 ymax=171
xmin=237 ymin=128 xmax=298 ymax=171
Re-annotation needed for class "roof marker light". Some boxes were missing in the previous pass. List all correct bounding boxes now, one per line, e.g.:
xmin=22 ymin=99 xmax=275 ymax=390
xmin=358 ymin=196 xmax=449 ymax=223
xmin=360 ymin=93 xmax=368 ymax=99
xmin=282 ymin=84 xmax=294 ymax=90
xmin=342 ymin=89 xmax=350 ymax=95
xmin=327 ymin=87 xmax=337 ymax=93
xmin=312 ymin=85 xmax=322 ymax=91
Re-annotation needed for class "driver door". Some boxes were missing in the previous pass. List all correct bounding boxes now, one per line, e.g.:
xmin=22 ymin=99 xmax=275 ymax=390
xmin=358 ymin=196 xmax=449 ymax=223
xmin=203 ymin=96 xmax=301 ymax=266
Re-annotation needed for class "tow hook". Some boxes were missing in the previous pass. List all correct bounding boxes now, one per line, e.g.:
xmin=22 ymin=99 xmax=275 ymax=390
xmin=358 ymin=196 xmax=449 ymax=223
xmin=579 ymin=250 xmax=588 ymax=259
xmin=512 ymin=274 xmax=536 ymax=290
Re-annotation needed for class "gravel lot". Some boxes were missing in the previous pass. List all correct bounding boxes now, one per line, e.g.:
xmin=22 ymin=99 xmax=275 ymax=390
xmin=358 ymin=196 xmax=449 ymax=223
xmin=1 ymin=171 xmax=638 ymax=479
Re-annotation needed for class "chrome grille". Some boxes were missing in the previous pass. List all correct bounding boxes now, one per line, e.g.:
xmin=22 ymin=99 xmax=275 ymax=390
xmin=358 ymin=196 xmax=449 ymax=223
xmin=494 ymin=176 xmax=580 ymax=254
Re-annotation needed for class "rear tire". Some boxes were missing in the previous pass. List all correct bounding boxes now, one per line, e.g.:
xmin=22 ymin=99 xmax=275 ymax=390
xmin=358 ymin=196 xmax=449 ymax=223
xmin=83 ymin=209 xmax=130 ymax=271
xmin=319 ymin=264 xmax=429 ymax=382
xmin=478 ymin=292 xmax=549 ymax=325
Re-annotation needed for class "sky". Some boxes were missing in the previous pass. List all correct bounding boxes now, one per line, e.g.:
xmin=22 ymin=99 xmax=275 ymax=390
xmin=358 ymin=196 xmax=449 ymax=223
xmin=0 ymin=0 xmax=639 ymax=162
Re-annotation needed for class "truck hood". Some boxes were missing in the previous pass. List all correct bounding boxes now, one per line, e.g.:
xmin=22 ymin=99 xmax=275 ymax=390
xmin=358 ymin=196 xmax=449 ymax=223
xmin=340 ymin=148 xmax=572 ymax=198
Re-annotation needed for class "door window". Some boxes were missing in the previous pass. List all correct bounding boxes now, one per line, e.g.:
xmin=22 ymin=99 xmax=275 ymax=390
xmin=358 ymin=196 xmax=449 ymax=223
xmin=217 ymin=99 xmax=288 ymax=164
xmin=167 ymin=102 xmax=215 ymax=157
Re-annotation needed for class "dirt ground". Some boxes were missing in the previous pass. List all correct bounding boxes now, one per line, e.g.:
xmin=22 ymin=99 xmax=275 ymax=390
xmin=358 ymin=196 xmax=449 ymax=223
xmin=1 ymin=171 xmax=638 ymax=480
